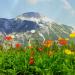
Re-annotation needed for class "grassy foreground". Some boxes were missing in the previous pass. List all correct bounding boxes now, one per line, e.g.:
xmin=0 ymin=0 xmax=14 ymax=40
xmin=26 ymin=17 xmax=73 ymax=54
xmin=0 ymin=32 xmax=75 ymax=75
xmin=0 ymin=43 xmax=75 ymax=75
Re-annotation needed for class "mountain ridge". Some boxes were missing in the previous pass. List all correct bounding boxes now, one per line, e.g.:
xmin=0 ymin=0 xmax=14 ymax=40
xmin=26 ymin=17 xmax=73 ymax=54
xmin=0 ymin=12 xmax=74 ymax=41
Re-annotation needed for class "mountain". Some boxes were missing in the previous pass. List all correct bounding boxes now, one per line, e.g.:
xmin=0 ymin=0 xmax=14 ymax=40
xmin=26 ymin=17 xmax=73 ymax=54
xmin=0 ymin=18 xmax=39 ymax=34
xmin=0 ymin=12 xmax=74 ymax=42
xmin=15 ymin=12 xmax=74 ymax=40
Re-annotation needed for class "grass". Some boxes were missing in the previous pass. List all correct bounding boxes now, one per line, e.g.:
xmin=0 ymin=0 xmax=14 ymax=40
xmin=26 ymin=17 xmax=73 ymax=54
xmin=0 ymin=33 xmax=75 ymax=75
xmin=0 ymin=41 xmax=75 ymax=75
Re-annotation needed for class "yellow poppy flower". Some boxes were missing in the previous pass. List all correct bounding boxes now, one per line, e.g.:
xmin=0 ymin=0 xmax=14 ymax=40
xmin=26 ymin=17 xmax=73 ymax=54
xmin=69 ymin=33 xmax=75 ymax=38
xmin=64 ymin=49 xmax=74 ymax=55
xmin=65 ymin=38 xmax=69 ymax=41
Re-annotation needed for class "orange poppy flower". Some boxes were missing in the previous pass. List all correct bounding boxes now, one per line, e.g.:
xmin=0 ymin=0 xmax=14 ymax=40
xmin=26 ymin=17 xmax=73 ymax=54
xmin=15 ymin=43 xmax=22 ymax=48
xmin=43 ymin=40 xmax=53 ymax=47
xmin=28 ymin=46 xmax=33 ymax=49
xmin=29 ymin=60 xmax=34 ymax=65
xmin=58 ymin=38 xmax=68 ymax=45
xmin=30 ymin=56 xmax=34 ymax=60
xmin=4 ymin=36 xmax=13 ymax=41
xmin=29 ymin=57 xmax=34 ymax=65
xmin=38 ymin=48 xmax=43 ymax=52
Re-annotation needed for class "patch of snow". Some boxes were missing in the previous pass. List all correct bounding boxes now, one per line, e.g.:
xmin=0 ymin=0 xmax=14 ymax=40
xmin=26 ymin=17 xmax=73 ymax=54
xmin=39 ymin=32 xmax=45 ymax=41
xmin=31 ymin=30 xmax=36 ymax=33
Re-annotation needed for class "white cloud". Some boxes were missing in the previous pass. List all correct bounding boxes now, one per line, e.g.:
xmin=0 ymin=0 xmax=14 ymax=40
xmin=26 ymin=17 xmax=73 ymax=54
xmin=62 ymin=0 xmax=75 ymax=16
xmin=27 ymin=0 xmax=38 ymax=5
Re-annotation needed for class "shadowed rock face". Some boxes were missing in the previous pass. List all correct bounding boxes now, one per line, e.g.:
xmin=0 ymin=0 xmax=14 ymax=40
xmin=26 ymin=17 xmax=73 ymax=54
xmin=0 ymin=18 xmax=39 ymax=34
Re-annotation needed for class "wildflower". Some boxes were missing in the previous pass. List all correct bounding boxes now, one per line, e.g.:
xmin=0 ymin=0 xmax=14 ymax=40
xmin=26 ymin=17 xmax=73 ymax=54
xmin=47 ymin=51 xmax=54 ymax=56
xmin=65 ymin=38 xmax=69 ymax=41
xmin=15 ymin=43 xmax=22 ymax=48
xmin=43 ymin=40 xmax=53 ymax=47
xmin=38 ymin=48 xmax=43 ymax=52
xmin=4 ymin=36 xmax=13 ymax=41
xmin=64 ymin=49 xmax=74 ymax=55
xmin=69 ymin=32 xmax=75 ymax=38
xmin=28 ymin=46 xmax=33 ymax=49
xmin=29 ymin=60 xmax=34 ymax=65
xmin=29 ymin=57 xmax=34 ymax=65
xmin=58 ymin=38 xmax=68 ymax=45
xmin=30 ymin=56 xmax=34 ymax=60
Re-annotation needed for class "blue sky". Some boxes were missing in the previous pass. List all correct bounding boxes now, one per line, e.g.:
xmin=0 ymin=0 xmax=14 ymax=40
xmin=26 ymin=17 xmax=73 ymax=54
xmin=0 ymin=0 xmax=75 ymax=27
